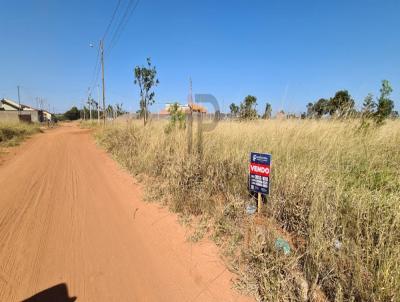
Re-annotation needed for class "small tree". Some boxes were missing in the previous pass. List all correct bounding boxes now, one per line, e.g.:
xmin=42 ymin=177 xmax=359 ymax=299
xmin=375 ymin=80 xmax=394 ymax=124
xmin=168 ymin=102 xmax=186 ymax=129
xmin=105 ymin=104 xmax=114 ymax=119
xmin=239 ymin=95 xmax=258 ymax=120
xmin=262 ymin=102 xmax=272 ymax=119
xmin=215 ymin=110 xmax=221 ymax=121
xmin=63 ymin=106 xmax=80 ymax=120
xmin=306 ymin=102 xmax=314 ymax=118
xmin=313 ymin=98 xmax=329 ymax=117
xmin=134 ymin=58 xmax=159 ymax=126
xmin=229 ymin=103 xmax=239 ymax=118
xmin=361 ymin=93 xmax=376 ymax=119
xmin=329 ymin=90 xmax=355 ymax=117
xmin=115 ymin=103 xmax=126 ymax=116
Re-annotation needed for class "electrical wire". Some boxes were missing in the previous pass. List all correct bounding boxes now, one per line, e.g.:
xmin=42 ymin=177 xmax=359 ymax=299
xmin=102 ymin=0 xmax=123 ymax=41
xmin=87 ymin=0 xmax=122 ymax=97
xmin=106 ymin=0 xmax=140 ymax=54
xmin=88 ymin=46 xmax=101 ymax=95
xmin=87 ymin=0 xmax=140 ymax=102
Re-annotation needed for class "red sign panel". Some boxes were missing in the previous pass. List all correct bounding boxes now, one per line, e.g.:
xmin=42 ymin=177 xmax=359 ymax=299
xmin=249 ymin=163 xmax=270 ymax=177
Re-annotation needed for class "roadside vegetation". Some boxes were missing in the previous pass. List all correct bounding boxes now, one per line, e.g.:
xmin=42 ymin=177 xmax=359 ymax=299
xmin=95 ymin=118 xmax=400 ymax=302
xmin=0 ymin=122 xmax=41 ymax=147
xmin=91 ymin=68 xmax=400 ymax=301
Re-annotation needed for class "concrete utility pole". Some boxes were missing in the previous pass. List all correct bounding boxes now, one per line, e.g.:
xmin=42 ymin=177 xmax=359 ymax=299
xmin=187 ymin=78 xmax=193 ymax=154
xmin=17 ymin=85 xmax=21 ymax=116
xmin=97 ymin=85 xmax=100 ymax=124
xmin=87 ymin=87 xmax=92 ymax=120
xmin=100 ymin=40 xmax=106 ymax=125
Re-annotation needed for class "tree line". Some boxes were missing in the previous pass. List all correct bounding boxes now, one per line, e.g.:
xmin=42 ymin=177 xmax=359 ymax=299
xmin=60 ymin=103 xmax=126 ymax=121
xmin=228 ymin=80 xmax=398 ymax=124
xmin=305 ymin=80 xmax=397 ymax=124
xmin=229 ymin=96 xmax=272 ymax=120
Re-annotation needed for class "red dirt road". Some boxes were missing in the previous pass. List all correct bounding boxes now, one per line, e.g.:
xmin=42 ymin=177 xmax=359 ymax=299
xmin=0 ymin=124 xmax=252 ymax=302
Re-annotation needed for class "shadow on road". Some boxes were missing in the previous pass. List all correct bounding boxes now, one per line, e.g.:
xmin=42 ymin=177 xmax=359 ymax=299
xmin=22 ymin=283 xmax=77 ymax=302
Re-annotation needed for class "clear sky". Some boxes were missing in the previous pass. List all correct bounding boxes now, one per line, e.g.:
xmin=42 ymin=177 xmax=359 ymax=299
xmin=1 ymin=0 xmax=399 ymax=114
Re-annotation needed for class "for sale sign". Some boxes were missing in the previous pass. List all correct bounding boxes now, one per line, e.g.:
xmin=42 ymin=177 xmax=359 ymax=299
xmin=249 ymin=152 xmax=271 ymax=195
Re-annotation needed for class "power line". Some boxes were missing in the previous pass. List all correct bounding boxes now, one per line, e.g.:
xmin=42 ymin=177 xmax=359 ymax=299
xmin=107 ymin=0 xmax=140 ymax=54
xmin=89 ymin=46 xmax=101 ymax=94
xmin=102 ymin=0 xmax=123 ymax=41
xmin=88 ymin=0 xmax=122 ymax=97
xmin=87 ymin=0 xmax=140 ymax=112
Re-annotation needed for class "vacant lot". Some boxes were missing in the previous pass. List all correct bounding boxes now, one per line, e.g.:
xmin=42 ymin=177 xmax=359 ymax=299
xmin=96 ymin=119 xmax=400 ymax=301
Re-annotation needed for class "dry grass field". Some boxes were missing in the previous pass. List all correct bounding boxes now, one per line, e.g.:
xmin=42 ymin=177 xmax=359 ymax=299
xmin=95 ymin=118 xmax=400 ymax=301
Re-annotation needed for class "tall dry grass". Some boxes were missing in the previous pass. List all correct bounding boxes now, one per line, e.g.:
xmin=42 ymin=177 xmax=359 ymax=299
xmin=96 ymin=119 xmax=400 ymax=301
xmin=0 ymin=122 xmax=41 ymax=146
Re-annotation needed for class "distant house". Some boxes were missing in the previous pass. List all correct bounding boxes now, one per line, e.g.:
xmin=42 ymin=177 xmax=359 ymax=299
xmin=0 ymin=98 xmax=22 ymax=111
xmin=0 ymin=98 xmax=52 ymax=122
xmin=275 ymin=110 xmax=286 ymax=119
xmin=158 ymin=102 xmax=207 ymax=118
xmin=42 ymin=110 xmax=53 ymax=121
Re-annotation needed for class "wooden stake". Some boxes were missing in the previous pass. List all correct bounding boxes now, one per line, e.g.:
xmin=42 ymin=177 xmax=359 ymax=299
xmin=257 ymin=192 xmax=262 ymax=213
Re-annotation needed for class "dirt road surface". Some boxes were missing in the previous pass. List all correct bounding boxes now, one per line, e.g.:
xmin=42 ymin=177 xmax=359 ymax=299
xmin=0 ymin=124 xmax=252 ymax=302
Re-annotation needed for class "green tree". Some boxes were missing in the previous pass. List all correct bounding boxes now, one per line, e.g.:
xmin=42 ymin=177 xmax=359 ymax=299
xmin=361 ymin=93 xmax=376 ymax=119
xmin=90 ymin=99 xmax=99 ymax=119
xmin=306 ymin=102 xmax=314 ymax=118
xmin=136 ymin=107 xmax=150 ymax=120
xmin=375 ymin=80 xmax=394 ymax=124
xmin=167 ymin=102 xmax=186 ymax=130
xmin=134 ymin=58 xmax=159 ymax=126
xmin=313 ymin=98 xmax=329 ymax=117
xmin=229 ymin=103 xmax=239 ymax=118
xmin=106 ymin=104 xmax=114 ymax=119
xmin=215 ymin=110 xmax=221 ymax=121
xmin=239 ymin=95 xmax=258 ymax=120
xmin=63 ymin=106 xmax=80 ymax=120
xmin=262 ymin=102 xmax=272 ymax=119
xmin=115 ymin=103 xmax=126 ymax=116
xmin=329 ymin=90 xmax=355 ymax=117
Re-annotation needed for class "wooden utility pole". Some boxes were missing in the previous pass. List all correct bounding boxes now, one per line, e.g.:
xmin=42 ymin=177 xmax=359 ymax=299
xmin=100 ymin=40 xmax=106 ymax=125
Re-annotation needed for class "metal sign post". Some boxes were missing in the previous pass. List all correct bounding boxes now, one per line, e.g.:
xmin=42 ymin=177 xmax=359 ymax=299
xmin=248 ymin=152 xmax=271 ymax=213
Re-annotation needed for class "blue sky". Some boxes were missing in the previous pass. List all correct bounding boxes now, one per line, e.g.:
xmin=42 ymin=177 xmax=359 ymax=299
xmin=1 ymin=0 xmax=399 ymax=114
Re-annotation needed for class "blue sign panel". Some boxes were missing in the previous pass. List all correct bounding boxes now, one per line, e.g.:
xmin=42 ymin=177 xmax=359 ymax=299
xmin=250 ymin=152 xmax=271 ymax=165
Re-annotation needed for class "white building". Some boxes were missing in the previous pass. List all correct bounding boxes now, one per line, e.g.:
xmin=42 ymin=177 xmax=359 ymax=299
xmin=0 ymin=98 xmax=52 ymax=122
